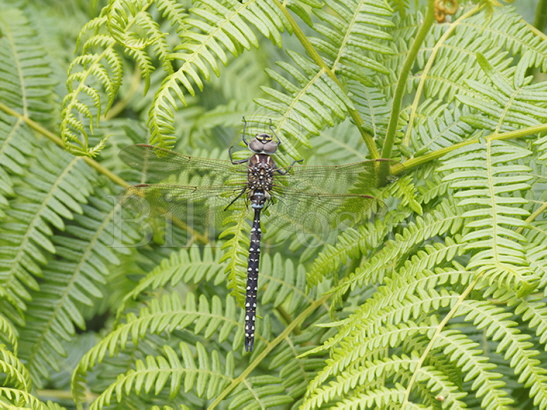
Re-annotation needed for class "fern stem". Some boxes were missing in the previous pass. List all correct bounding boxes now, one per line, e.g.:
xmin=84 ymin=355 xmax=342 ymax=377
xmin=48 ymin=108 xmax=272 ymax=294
xmin=382 ymin=0 xmax=436 ymax=160
xmin=36 ymin=389 xmax=98 ymax=402
xmin=398 ymin=122 xmax=547 ymax=174
xmin=270 ymin=0 xmax=380 ymax=159
xmin=401 ymin=273 xmax=482 ymax=406
xmin=402 ymin=6 xmax=481 ymax=146
xmin=0 ymin=101 xmax=128 ymax=187
xmin=208 ymin=293 xmax=330 ymax=409
xmin=519 ymin=201 xmax=547 ymax=234
xmin=0 ymin=101 xmax=210 ymax=244
xmin=104 ymin=66 xmax=142 ymax=120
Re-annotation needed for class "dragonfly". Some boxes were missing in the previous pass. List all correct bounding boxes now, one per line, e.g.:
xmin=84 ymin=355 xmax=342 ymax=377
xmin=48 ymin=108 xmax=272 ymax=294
xmin=119 ymin=118 xmax=393 ymax=352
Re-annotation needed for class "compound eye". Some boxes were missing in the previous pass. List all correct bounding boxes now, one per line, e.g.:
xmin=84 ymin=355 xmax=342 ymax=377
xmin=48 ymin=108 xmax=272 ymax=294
xmin=249 ymin=139 xmax=263 ymax=152
xmin=262 ymin=141 xmax=278 ymax=154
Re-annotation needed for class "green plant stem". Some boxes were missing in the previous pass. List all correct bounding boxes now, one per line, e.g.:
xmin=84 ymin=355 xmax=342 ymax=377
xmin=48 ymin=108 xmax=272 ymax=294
xmin=382 ymin=0 xmax=435 ymax=159
xmin=0 ymin=101 xmax=128 ymax=187
xmin=0 ymin=101 xmax=209 ymax=244
xmin=403 ymin=6 xmax=481 ymax=146
xmin=208 ymin=293 xmax=330 ymax=409
xmin=519 ymin=200 xmax=547 ymax=234
xmin=401 ymin=273 xmax=482 ymax=406
xmin=104 ymin=66 xmax=142 ymax=120
xmin=37 ymin=389 xmax=98 ymax=402
xmin=534 ymin=0 xmax=547 ymax=31
xmin=271 ymin=0 xmax=380 ymax=159
xmin=396 ymin=122 xmax=547 ymax=175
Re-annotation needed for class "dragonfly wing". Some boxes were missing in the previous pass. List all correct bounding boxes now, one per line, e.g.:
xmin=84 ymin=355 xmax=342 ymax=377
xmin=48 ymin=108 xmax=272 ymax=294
xmin=275 ymin=159 xmax=395 ymax=195
xmin=119 ymin=183 xmax=249 ymax=229
xmin=120 ymin=144 xmax=247 ymax=183
xmin=265 ymin=186 xmax=384 ymax=235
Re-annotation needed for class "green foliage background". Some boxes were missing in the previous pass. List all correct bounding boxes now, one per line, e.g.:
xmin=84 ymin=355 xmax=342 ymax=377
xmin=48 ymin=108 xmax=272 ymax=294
xmin=2 ymin=0 xmax=547 ymax=408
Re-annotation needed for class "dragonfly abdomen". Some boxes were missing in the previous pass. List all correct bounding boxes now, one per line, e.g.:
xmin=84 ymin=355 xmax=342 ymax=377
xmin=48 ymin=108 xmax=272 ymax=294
xmin=245 ymin=207 xmax=262 ymax=352
xmin=244 ymin=153 xmax=275 ymax=352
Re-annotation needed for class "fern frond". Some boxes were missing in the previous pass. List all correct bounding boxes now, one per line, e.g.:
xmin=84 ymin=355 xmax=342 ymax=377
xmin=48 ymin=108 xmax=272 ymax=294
xmin=0 ymin=313 xmax=18 ymax=354
xmin=303 ymin=353 xmax=421 ymax=409
xmin=0 ymin=114 xmax=38 ymax=217
xmin=534 ymin=134 xmax=547 ymax=160
xmin=221 ymin=374 xmax=293 ymax=409
xmin=0 ymin=345 xmax=32 ymax=392
xmin=440 ymin=141 xmax=536 ymax=292
xmin=307 ymin=269 xmax=470 ymax=375
xmin=331 ymin=200 xmax=463 ymax=301
xmin=257 ymin=0 xmax=396 ymax=158
xmin=527 ymin=243 xmax=547 ymax=295
xmin=458 ymin=52 xmax=547 ymax=134
xmin=71 ymin=292 xmax=239 ymax=405
xmin=116 ymin=246 xmax=226 ymax=319
xmin=271 ymin=340 xmax=329 ymax=404
xmin=388 ymin=174 xmax=422 ymax=213
xmin=260 ymin=253 xmax=312 ymax=317
xmin=149 ymin=0 xmax=289 ymax=149
xmin=0 ymin=387 xmax=64 ymax=410
xmin=87 ymin=343 xmax=233 ymax=410
xmin=506 ymin=292 xmax=547 ymax=346
xmin=62 ymin=0 xmax=186 ymax=156
xmin=307 ymin=303 xmax=517 ymax=409
xmin=350 ymin=84 xmax=391 ymax=140
xmin=18 ymin=193 xmax=135 ymax=386
xmin=0 ymin=7 xmax=55 ymax=121
xmin=107 ymin=0 xmax=174 ymax=76
xmin=311 ymin=0 xmax=394 ymax=84
xmin=306 ymin=182 xmax=421 ymax=288
xmin=459 ymin=9 xmax=547 ymax=71
xmin=0 ymin=145 xmax=95 ymax=321
xmin=409 ymin=8 xmax=547 ymax=111
xmin=62 ymin=29 xmax=119 ymax=156
xmin=220 ymin=205 xmax=249 ymax=307
xmin=330 ymin=383 xmax=407 ymax=409
xmin=434 ymin=330 xmax=513 ymax=408
xmin=459 ymin=300 xmax=547 ymax=407
xmin=417 ymin=173 xmax=453 ymax=205
xmin=419 ymin=40 xmax=513 ymax=106
xmin=398 ymin=334 xmax=463 ymax=405
xmin=257 ymin=49 xmax=356 ymax=158
xmin=411 ymin=106 xmax=474 ymax=153
xmin=307 ymin=218 xmax=392 ymax=286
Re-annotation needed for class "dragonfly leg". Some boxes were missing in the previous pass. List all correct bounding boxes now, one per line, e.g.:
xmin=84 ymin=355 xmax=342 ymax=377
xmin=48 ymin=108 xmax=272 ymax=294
xmin=241 ymin=116 xmax=249 ymax=146
xmin=276 ymin=159 xmax=303 ymax=175
xmin=224 ymin=187 xmax=247 ymax=211
xmin=268 ymin=118 xmax=281 ymax=144
xmin=229 ymin=145 xmax=249 ymax=164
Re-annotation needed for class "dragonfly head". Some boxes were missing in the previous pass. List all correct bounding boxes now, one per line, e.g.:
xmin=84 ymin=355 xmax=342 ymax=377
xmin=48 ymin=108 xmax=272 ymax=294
xmin=249 ymin=133 xmax=279 ymax=155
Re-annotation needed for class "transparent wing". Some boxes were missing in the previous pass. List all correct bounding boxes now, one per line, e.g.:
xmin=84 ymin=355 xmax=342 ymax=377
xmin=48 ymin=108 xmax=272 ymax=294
xmin=265 ymin=185 xmax=384 ymax=235
xmin=119 ymin=145 xmax=393 ymax=235
xmin=119 ymin=183 xmax=249 ymax=229
xmin=275 ymin=159 xmax=395 ymax=195
xmin=119 ymin=144 xmax=247 ymax=183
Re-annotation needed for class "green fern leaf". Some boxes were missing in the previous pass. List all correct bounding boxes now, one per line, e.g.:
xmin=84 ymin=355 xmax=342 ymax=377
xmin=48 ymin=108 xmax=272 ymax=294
xmin=460 ymin=299 xmax=547 ymax=407
xmin=0 ymin=344 xmax=32 ymax=392
xmin=71 ymin=292 xmax=239 ymax=405
xmin=149 ymin=0 xmax=290 ymax=149
xmin=87 ymin=343 xmax=233 ymax=409
xmin=18 ymin=193 xmax=136 ymax=386
xmin=0 ymin=145 xmax=95 ymax=322
xmin=440 ymin=141 xmax=536 ymax=292
xmin=0 ymin=8 xmax=56 ymax=121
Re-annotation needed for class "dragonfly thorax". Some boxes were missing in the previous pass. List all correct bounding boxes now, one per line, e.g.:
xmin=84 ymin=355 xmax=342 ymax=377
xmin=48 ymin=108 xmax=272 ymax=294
xmin=248 ymin=133 xmax=279 ymax=154
xmin=248 ymin=154 xmax=275 ymax=208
